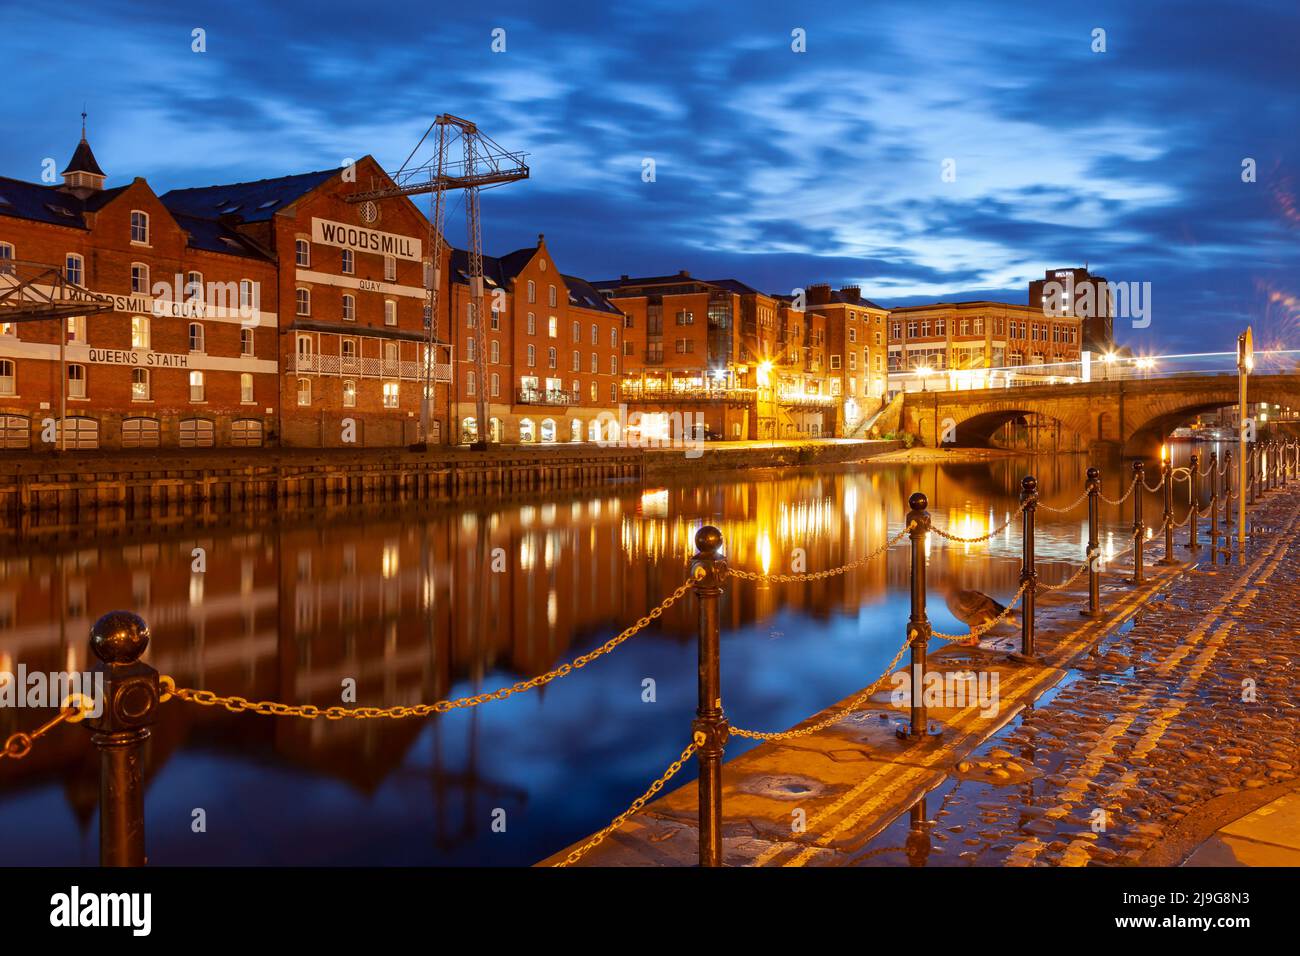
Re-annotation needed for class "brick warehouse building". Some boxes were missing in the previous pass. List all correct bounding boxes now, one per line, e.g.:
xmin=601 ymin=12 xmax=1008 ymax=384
xmin=0 ymin=129 xmax=454 ymax=451
xmin=0 ymin=130 xmax=281 ymax=450
xmin=446 ymin=235 xmax=623 ymax=444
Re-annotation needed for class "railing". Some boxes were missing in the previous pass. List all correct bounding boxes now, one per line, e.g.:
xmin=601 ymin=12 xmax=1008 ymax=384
xmin=291 ymin=352 xmax=450 ymax=382
xmin=6 ymin=438 xmax=1299 ymax=867
xmin=620 ymin=384 xmax=757 ymax=403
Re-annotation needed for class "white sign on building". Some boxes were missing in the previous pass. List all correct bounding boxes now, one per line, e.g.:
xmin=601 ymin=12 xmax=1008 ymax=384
xmin=311 ymin=218 xmax=422 ymax=261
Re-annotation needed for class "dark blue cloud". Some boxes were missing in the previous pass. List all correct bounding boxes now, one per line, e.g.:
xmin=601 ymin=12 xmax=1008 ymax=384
xmin=2 ymin=0 xmax=1298 ymax=352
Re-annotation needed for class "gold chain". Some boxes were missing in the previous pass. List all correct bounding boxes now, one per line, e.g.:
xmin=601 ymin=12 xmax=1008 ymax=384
xmin=730 ymin=526 xmax=911 ymax=583
xmin=553 ymin=740 xmax=698 ymax=867
xmin=1099 ymin=475 xmax=1141 ymax=506
xmin=932 ymin=580 xmax=1029 ymax=642
xmin=1 ymin=694 xmax=94 ymax=762
xmin=162 ymin=581 xmax=695 ymax=720
xmin=1036 ymin=490 xmax=1090 ymax=514
xmin=730 ymin=631 xmax=915 ymax=741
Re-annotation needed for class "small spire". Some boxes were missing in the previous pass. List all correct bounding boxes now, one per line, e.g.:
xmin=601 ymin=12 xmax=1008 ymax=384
xmin=81 ymin=106 xmax=87 ymax=140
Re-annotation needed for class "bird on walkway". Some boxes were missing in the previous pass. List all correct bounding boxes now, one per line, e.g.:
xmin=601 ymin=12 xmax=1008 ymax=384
xmin=945 ymin=588 xmax=1017 ymax=629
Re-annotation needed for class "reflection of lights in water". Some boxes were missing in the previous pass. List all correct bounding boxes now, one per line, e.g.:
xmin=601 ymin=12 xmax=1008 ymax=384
xmin=571 ymin=501 xmax=582 ymax=521
xmin=1145 ymin=527 xmax=1154 ymax=541
xmin=545 ymin=533 xmax=557 ymax=570
xmin=640 ymin=489 xmax=669 ymax=517
xmin=592 ymin=499 xmax=602 ymax=519
xmin=844 ymin=485 xmax=858 ymax=521
xmin=460 ymin=513 xmax=476 ymax=532
xmin=520 ymin=506 xmax=536 ymax=527
xmin=541 ymin=504 xmax=557 ymax=525
xmin=189 ymin=574 xmax=204 ymax=606
xmin=520 ymin=536 xmax=536 ymax=571
xmin=422 ymin=575 xmax=434 ymax=609
xmin=758 ymin=533 xmax=772 ymax=576
xmin=66 ymin=645 xmax=77 ymax=673
xmin=382 ymin=543 xmax=399 ymax=579
xmin=547 ymin=590 xmax=558 ymax=628
xmin=1105 ymin=531 xmax=1114 ymax=562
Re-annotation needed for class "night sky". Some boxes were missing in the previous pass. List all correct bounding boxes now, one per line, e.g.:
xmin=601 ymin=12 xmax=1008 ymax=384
xmin=4 ymin=0 xmax=1298 ymax=353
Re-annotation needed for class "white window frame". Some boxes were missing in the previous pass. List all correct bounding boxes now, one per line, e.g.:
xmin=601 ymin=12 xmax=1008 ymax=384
xmin=130 ymin=210 xmax=149 ymax=244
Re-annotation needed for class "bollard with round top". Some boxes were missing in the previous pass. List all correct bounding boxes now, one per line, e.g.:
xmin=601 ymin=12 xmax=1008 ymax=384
xmin=1010 ymin=475 xmax=1041 ymax=663
xmin=1130 ymin=460 xmax=1146 ymax=585
xmin=1187 ymin=452 xmax=1201 ymax=552
xmin=688 ymin=526 xmax=729 ymax=867
xmin=900 ymin=491 xmax=940 ymax=739
xmin=84 ymin=611 xmax=159 ymax=867
xmin=1081 ymin=467 xmax=1103 ymax=618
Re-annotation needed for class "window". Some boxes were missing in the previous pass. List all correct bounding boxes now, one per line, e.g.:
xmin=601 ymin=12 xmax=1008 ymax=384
xmin=466 ymin=371 xmax=476 ymax=396
xmin=848 ymin=327 xmax=856 ymax=344
xmin=676 ymin=310 xmax=694 ymax=325
xmin=383 ymin=341 xmax=398 ymax=365
xmin=527 ymin=344 xmax=536 ymax=367
xmin=67 ymin=364 xmax=86 ymax=398
xmin=0 ymin=360 xmax=13 ymax=395
xmin=297 ymin=378 xmax=311 ymax=406
xmin=122 ymin=418 xmax=160 ymax=449
xmin=490 ymin=372 xmax=500 ymax=397
xmin=571 ymin=350 xmax=580 ymax=372
xmin=490 ymin=340 xmax=500 ymax=363
xmin=66 ymin=316 xmax=85 ymax=344
xmin=466 ymin=338 xmax=476 ymax=362
xmin=230 ymin=419 xmax=263 ymax=447
xmin=0 ymin=414 xmax=28 ymax=449
xmin=296 ymin=288 xmax=310 ymax=316
xmin=341 ymin=249 xmax=354 ymax=274
xmin=590 ymin=353 xmax=597 ymax=373
xmin=548 ymin=315 xmax=558 ymax=338
xmin=241 ymin=328 xmax=254 ymax=356
xmin=610 ymin=355 xmax=617 ymax=375
xmin=240 ymin=279 xmax=256 ymax=312
xmin=343 ymin=380 xmax=357 ymax=407
xmin=341 ymin=339 xmax=357 ymax=363
xmin=131 ymin=263 xmax=149 ymax=293
xmin=384 ymin=255 xmax=396 ymax=282
xmin=490 ymin=308 xmax=500 ymax=331
xmin=240 ymin=373 xmax=254 ymax=403
xmin=383 ymin=382 xmax=399 ymax=408
xmin=849 ymin=353 xmax=857 ymax=371
xmin=548 ymin=347 xmax=557 ymax=369
xmin=342 ymin=294 xmax=355 ymax=321
xmin=527 ymin=312 xmax=536 ymax=335
xmin=830 ymin=355 xmax=842 ymax=370
xmin=384 ymin=300 xmax=397 ymax=326
xmin=610 ymin=327 xmax=618 ymax=348
xmin=189 ymin=370 xmax=205 ymax=401
xmin=184 ymin=271 xmax=203 ymax=303
xmin=65 ymin=254 xmax=84 ymax=286
xmin=527 ymin=280 xmax=536 ymax=303
xmin=131 ymin=368 xmax=149 ymax=400
xmin=0 ymin=241 xmax=13 ymax=275
xmin=295 ymin=239 xmax=310 ymax=267
xmin=130 ymin=210 xmax=149 ymax=244
xmin=131 ymin=316 xmax=150 ymax=349
xmin=548 ymin=284 xmax=557 ymax=307
xmin=179 ymin=418 xmax=214 ymax=447
xmin=188 ymin=322 xmax=205 ymax=352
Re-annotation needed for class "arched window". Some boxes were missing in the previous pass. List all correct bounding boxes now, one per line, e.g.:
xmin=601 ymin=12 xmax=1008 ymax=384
xmin=240 ymin=328 xmax=254 ymax=356
xmin=179 ymin=418 xmax=214 ymax=448
xmin=342 ymin=293 xmax=355 ymax=321
xmin=121 ymin=417 xmax=159 ymax=449
xmin=295 ymin=239 xmax=310 ymax=267
xmin=527 ymin=280 xmax=536 ymax=303
xmin=131 ymin=262 xmax=149 ymax=293
xmin=0 ymin=415 xmax=31 ymax=449
xmin=341 ymin=249 xmax=354 ymax=274
xmin=188 ymin=322 xmax=205 ymax=352
xmin=342 ymin=380 xmax=357 ymax=407
xmin=570 ymin=419 xmax=583 ymax=442
xmin=461 ymin=417 xmax=479 ymax=443
xmin=519 ymin=418 xmax=536 ymax=443
xmin=297 ymin=378 xmax=311 ymax=406
xmin=540 ymin=418 xmax=557 ymax=443
xmin=296 ymin=288 xmax=310 ymax=316
xmin=67 ymin=364 xmax=86 ymax=399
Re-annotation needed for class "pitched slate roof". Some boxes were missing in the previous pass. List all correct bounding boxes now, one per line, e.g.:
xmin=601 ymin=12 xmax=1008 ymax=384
xmin=562 ymin=274 xmax=620 ymax=314
xmin=160 ymin=168 xmax=338 ymax=224
xmin=170 ymin=213 xmax=271 ymax=260
xmin=449 ymin=246 xmax=537 ymax=288
xmin=0 ymin=175 xmax=134 ymax=229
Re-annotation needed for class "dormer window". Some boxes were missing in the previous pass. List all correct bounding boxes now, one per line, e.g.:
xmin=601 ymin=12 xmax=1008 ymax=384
xmin=130 ymin=210 xmax=149 ymax=244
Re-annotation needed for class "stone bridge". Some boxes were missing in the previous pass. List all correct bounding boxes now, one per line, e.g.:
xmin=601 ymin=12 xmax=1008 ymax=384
xmin=901 ymin=373 xmax=1300 ymax=457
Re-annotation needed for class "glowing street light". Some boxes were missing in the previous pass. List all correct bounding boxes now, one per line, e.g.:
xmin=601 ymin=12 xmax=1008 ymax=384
xmin=916 ymin=364 xmax=933 ymax=392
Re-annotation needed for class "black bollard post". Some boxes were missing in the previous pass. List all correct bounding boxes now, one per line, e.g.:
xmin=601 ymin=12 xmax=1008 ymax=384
xmin=1209 ymin=451 xmax=1219 ymax=551
xmin=1080 ymin=467 xmax=1102 ymax=618
xmin=689 ymin=526 xmax=729 ymax=868
xmin=1010 ymin=476 xmax=1040 ymax=663
xmin=1131 ymin=460 xmax=1146 ymax=585
xmin=901 ymin=492 xmax=939 ymax=739
xmin=83 ymin=611 xmax=160 ymax=867
xmin=1224 ymin=449 xmax=1233 ymax=537
xmin=1187 ymin=452 xmax=1200 ymax=552
xmin=1158 ymin=452 xmax=1177 ymax=566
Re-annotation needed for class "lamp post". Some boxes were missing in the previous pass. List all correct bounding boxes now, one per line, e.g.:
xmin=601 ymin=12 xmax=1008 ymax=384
xmin=1237 ymin=328 xmax=1253 ymax=546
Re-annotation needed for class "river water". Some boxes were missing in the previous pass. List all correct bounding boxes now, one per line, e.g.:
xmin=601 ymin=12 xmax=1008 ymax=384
xmin=0 ymin=444 xmax=1226 ymax=865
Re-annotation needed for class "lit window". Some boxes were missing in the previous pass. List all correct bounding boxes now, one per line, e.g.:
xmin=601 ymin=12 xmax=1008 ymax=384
xmin=240 ymin=373 xmax=253 ymax=403
xmin=343 ymin=380 xmax=357 ymax=407
xmin=548 ymin=315 xmax=558 ymax=338
xmin=297 ymin=378 xmax=311 ymax=406
xmin=130 ymin=368 xmax=150 ymax=400
xmin=130 ymin=210 xmax=149 ymax=244
xmin=383 ymin=382 xmax=399 ymax=408
xmin=189 ymin=370 xmax=205 ymax=401
xmin=131 ymin=316 xmax=150 ymax=349
xmin=66 ymin=315 xmax=85 ymax=343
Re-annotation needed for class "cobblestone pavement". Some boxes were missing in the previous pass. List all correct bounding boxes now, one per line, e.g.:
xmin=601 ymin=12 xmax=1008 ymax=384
xmin=854 ymin=489 xmax=1300 ymax=867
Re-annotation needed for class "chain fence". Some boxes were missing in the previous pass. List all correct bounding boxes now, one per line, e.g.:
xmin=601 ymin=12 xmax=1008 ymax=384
xmin=0 ymin=694 xmax=94 ymax=762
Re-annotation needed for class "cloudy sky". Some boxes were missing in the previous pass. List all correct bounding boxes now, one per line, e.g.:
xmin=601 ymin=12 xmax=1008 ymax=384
xmin=4 ymin=0 xmax=1299 ymax=352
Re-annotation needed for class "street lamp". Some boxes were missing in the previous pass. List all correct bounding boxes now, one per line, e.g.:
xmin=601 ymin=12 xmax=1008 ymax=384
xmin=917 ymin=365 xmax=933 ymax=393
xmin=1237 ymin=327 xmax=1253 ymax=545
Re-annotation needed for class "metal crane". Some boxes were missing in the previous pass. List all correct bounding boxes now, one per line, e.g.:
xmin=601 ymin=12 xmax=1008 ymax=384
xmin=346 ymin=115 xmax=529 ymax=448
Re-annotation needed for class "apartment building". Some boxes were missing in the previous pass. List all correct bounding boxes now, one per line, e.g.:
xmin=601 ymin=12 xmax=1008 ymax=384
xmin=887 ymin=301 xmax=1084 ymax=378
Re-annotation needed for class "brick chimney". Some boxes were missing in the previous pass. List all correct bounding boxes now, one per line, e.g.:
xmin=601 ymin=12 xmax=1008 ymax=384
xmin=838 ymin=286 xmax=862 ymax=304
xmin=807 ymin=283 xmax=832 ymax=306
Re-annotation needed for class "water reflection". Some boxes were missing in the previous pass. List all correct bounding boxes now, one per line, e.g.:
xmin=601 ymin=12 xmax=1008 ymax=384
xmin=0 ymin=444 xmax=1221 ymax=865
